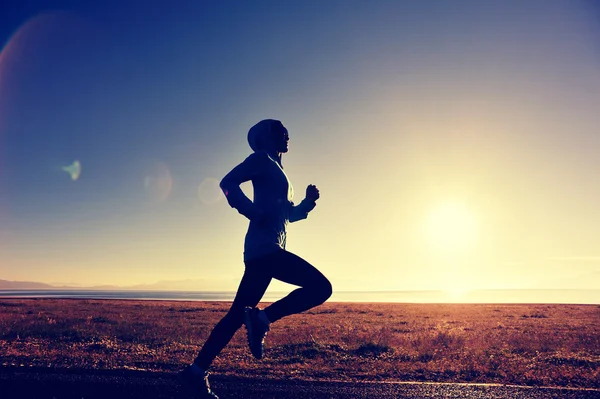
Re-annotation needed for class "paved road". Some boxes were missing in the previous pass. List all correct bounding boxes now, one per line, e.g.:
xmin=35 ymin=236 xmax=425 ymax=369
xmin=1 ymin=367 xmax=598 ymax=399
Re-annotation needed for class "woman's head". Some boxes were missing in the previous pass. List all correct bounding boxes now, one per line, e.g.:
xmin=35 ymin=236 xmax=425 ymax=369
xmin=248 ymin=119 xmax=289 ymax=154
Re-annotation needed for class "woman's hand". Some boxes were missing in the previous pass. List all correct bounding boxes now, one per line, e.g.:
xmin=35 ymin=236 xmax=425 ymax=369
xmin=306 ymin=184 xmax=320 ymax=201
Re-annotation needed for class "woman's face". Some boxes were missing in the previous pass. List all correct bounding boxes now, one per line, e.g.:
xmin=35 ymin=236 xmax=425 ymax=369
xmin=273 ymin=124 xmax=289 ymax=153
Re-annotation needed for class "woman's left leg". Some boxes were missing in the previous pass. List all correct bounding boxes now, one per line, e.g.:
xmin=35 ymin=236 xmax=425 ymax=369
xmin=262 ymin=250 xmax=332 ymax=323
xmin=193 ymin=264 xmax=272 ymax=369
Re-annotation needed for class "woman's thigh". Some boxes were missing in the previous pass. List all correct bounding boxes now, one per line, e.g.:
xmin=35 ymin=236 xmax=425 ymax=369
xmin=229 ymin=264 xmax=272 ymax=311
xmin=267 ymin=250 xmax=329 ymax=288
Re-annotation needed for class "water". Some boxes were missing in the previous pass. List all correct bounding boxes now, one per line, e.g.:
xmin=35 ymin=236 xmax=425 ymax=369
xmin=0 ymin=289 xmax=598 ymax=304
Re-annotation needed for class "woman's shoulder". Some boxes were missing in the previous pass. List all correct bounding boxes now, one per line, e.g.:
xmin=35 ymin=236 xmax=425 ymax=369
xmin=244 ymin=151 xmax=270 ymax=163
xmin=238 ymin=151 xmax=272 ymax=171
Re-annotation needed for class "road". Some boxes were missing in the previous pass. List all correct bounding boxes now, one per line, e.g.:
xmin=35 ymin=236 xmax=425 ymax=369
xmin=1 ymin=367 xmax=598 ymax=399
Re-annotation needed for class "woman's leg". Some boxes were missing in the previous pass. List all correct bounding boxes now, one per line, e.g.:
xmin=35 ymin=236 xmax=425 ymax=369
xmin=193 ymin=264 xmax=272 ymax=369
xmin=262 ymin=250 xmax=332 ymax=323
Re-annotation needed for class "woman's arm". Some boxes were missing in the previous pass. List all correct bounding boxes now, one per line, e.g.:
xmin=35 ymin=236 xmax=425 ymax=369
xmin=289 ymin=184 xmax=319 ymax=223
xmin=289 ymin=198 xmax=317 ymax=222
xmin=220 ymin=152 xmax=266 ymax=221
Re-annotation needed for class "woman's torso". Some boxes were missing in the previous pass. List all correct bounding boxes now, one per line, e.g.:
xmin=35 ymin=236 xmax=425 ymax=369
xmin=244 ymin=153 xmax=294 ymax=260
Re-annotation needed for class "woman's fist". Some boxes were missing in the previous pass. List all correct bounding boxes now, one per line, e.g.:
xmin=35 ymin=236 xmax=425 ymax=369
xmin=306 ymin=184 xmax=320 ymax=201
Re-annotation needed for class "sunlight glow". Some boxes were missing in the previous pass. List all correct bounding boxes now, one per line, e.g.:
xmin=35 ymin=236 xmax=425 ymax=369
xmin=423 ymin=201 xmax=478 ymax=255
xmin=444 ymin=278 xmax=472 ymax=298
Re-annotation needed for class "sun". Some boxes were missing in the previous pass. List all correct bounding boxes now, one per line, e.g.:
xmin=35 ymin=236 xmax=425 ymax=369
xmin=423 ymin=201 xmax=478 ymax=255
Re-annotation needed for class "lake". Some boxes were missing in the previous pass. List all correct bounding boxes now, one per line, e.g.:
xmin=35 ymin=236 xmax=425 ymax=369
xmin=0 ymin=289 xmax=598 ymax=304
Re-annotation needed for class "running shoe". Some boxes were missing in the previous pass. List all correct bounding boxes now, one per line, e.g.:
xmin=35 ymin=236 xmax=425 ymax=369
xmin=244 ymin=306 xmax=270 ymax=359
xmin=178 ymin=364 xmax=219 ymax=399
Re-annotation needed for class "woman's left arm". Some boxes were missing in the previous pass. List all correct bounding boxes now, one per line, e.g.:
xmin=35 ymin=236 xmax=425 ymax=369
xmin=289 ymin=199 xmax=317 ymax=223
xmin=289 ymin=184 xmax=319 ymax=223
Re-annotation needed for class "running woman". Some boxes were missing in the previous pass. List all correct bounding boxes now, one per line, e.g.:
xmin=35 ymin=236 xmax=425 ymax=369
xmin=179 ymin=119 xmax=332 ymax=398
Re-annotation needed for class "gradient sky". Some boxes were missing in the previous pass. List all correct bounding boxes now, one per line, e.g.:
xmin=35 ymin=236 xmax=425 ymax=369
xmin=1 ymin=1 xmax=599 ymax=296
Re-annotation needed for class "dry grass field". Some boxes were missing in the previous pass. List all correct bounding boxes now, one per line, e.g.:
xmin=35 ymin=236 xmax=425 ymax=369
xmin=0 ymin=299 xmax=598 ymax=388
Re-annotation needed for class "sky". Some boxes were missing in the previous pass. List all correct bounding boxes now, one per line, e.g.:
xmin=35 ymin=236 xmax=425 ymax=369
xmin=1 ymin=1 xmax=599 ymax=300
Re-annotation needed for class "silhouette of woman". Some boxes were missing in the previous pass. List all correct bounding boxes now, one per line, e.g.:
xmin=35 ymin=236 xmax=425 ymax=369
xmin=179 ymin=119 xmax=332 ymax=398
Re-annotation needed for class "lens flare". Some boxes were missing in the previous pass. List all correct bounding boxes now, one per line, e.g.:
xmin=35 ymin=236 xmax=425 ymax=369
xmin=197 ymin=177 xmax=223 ymax=205
xmin=0 ymin=12 xmax=88 ymax=101
xmin=144 ymin=162 xmax=172 ymax=203
xmin=62 ymin=160 xmax=81 ymax=180
xmin=0 ymin=12 xmax=92 ymax=190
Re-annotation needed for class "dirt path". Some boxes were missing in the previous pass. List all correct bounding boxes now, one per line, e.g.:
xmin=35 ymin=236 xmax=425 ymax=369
xmin=1 ymin=368 xmax=598 ymax=399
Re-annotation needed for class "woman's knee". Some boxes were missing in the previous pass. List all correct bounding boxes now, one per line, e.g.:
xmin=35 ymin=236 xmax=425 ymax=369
xmin=317 ymin=277 xmax=333 ymax=303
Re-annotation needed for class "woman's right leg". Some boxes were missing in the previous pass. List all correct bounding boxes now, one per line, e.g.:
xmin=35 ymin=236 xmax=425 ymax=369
xmin=262 ymin=250 xmax=332 ymax=323
xmin=193 ymin=264 xmax=271 ymax=369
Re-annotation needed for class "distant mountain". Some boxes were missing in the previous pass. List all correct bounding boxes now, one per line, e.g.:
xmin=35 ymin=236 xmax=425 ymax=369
xmin=0 ymin=279 xmax=57 ymax=289
xmin=127 ymin=279 xmax=218 ymax=291
xmin=0 ymin=278 xmax=235 ymax=291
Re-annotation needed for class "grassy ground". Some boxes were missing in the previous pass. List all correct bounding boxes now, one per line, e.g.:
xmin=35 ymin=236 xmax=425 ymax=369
xmin=0 ymin=299 xmax=598 ymax=388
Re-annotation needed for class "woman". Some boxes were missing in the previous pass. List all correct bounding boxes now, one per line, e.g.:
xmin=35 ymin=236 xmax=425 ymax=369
xmin=179 ymin=119 xmax=332 ymax=398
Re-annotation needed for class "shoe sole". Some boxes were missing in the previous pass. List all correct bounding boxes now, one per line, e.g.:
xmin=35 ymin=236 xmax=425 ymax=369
xmin=177 ymin=371 xmax=219 ymax=399
xmin=244 ymin=307 xmax=262 ymax=359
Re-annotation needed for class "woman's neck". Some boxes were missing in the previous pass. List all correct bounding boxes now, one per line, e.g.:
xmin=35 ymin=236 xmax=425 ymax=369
xmin=266 ymin=149 xmax=282 ymax=167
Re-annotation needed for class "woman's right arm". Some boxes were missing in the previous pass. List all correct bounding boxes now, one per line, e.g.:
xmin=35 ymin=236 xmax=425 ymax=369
xmin=220 ymin=152 xmax=265 ymax=221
